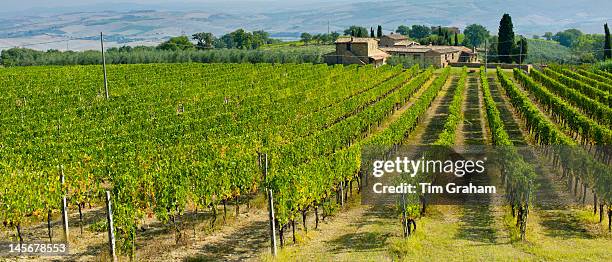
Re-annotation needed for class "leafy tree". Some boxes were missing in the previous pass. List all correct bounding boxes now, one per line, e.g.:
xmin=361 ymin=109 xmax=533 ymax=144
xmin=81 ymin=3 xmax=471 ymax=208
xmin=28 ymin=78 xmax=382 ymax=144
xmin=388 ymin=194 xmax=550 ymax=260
xmin=118 ymin=46 xmax=133 ymax=52
xmin=215 ymin=29 xmax=272 ymax=50
xmin=252 ymin=30 xmax=271 ymax=46
xmin=330 ymin=32 xmax=340 ymax=42
xmin=396 ymin=25 xmax=411 ymax=36
xmin=215 ymin=34 xmax=231 ymax=48
xmin=157 ymin=36 xmax=195 ymax=51
xmin=409 ymin=25 xmax=431 ymax=39
xmin=0 ymin=47 xmax=331 ymax=66
xmin=605 ymin=23 xmax=611 ymax=60
xmin=232 ymin=29 xmax=253 ymax=49
xmin=532 ymin=35 xmax=540 ymax=40
xmin=573 ymin=34 xmax=605 ymax=62
xmin=344 ymin=26 xmax=368 ymax=37
xmin=312 ymin=34 xmax=322 ymax=44
xmin=497 ymin=14 xmax=516 ymax=63
xmin=543 ymin=32 xmax=553 ymax=41
xmin=462 ymin=24 xmax=490 ymax=48
xmin=377 ymin=25 xmax=383 ymax=38
xmin=301 ymin=33 xmax=313 ymax=45
xmin=485 ymin=35 xmax=499 ymax=62
xmin=192 ymin=32 xmax=216 ymax=49
xmin=552 ymin=29 xmax=583 ymax=47
xmin=515 ymin=37 xmax=528 ymax=64
xmin=416 ymin=35 xmax=440 ymax=45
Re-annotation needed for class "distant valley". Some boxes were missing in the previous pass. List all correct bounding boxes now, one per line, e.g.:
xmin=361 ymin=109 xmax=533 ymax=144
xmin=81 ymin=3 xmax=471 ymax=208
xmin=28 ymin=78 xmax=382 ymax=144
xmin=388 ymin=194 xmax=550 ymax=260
xmin=0 ymin=0 xmax=609 ymax=51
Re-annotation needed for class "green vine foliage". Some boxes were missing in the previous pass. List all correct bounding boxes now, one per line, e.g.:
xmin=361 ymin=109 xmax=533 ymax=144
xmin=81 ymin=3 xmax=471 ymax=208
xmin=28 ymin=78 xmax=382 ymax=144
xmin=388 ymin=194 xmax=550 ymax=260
xmin=434 ymin=67 xmax=468 ymax=146
xmin=0 ymin=63 xmax=407 ymax=253
xmin=554 ymin=67 xmax=612 ymax=93
xmin=530 ymin=69 xmax=612 ymax=128
xmin=514 ymin=69 xmax=612 ymax=145
xmin=542 ymin=68 xmax=611 ymax=107
xmin=497 ymin=67 xmax=611 ymax=210
xmin=482 ymin=68 xmax=536 ymax=231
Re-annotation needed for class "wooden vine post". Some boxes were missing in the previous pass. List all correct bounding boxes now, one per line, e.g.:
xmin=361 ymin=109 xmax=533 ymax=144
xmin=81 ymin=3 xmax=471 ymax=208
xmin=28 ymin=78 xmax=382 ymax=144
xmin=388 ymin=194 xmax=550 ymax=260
xmin=401 ymin=193 xmax=408 ymax=238
xmin=263 ymin=153 xmax=277 ymax=256
xmin=105 ymin=191 xmax=117 ymax=262
xmin=60 ymin=166 xmax=69 ymax=243
xmin=267 ymin=189 xmax=277 ymax=257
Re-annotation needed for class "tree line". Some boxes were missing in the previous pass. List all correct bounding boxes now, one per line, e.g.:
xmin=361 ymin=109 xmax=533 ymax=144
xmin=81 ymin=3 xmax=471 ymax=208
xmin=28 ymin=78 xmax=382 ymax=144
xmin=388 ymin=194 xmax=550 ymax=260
xmin=299 ymin=32 xmax=341 ymax=45
xmin=160 ymin=29 xmax=279 ymax=50
xmin=340 ymin=24 xmax=465 ymax=46
xmin=535 ymin=24 xmax=611 ymax=63
xmin=0 ymin=47 xmax=328 ymax=67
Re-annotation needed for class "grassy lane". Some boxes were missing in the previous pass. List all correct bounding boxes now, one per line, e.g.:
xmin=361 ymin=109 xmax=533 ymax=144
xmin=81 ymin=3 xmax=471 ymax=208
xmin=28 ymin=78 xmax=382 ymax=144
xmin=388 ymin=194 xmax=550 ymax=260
xmin=460 ymin=71 xmax=488 ymax=145
xmin=403 ymin=74 xmax=457 ymax=145
xmin=384 ymin=69 xmax=527 ymax=261
xmin=455 ymin=70 xmax=503 ymax=247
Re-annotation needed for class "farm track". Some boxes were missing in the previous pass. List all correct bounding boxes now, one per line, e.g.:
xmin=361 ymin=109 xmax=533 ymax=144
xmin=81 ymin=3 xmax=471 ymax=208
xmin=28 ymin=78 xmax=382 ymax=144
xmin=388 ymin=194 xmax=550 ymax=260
xmin=455 ymin=72 xmax=506 ymax=246
xmin=460 ymin=72 xmax=488 ymax=145
xmin=402 ymin=75 xmax=456 ymax=145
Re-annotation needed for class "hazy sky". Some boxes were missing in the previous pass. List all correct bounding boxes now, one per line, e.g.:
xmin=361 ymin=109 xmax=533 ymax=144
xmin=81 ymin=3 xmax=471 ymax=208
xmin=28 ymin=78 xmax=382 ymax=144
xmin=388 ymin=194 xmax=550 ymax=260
xmin=2 ymin=0 xmax=350 ymax=12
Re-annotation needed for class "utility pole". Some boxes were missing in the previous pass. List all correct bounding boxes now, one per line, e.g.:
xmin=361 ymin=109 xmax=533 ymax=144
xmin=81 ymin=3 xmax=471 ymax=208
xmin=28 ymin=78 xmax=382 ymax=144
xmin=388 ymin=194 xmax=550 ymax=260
xmin=484 ymin=39 xmax=488 ymax=73
xmin=101 ymin=32 xmax=109 ymax=99
xmin=327 ymin=21 xmax=330 ymax=35
xmin=519 ymin=39 xmax=523 ymax=66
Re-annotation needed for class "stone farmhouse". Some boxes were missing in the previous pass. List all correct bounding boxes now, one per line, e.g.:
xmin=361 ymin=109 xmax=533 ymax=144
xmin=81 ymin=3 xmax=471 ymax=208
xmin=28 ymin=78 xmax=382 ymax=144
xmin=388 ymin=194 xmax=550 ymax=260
xmin=325 ymin=34 xmax=477 ymax=68
xmin=323 ymin=37 xmax=390 ymax=67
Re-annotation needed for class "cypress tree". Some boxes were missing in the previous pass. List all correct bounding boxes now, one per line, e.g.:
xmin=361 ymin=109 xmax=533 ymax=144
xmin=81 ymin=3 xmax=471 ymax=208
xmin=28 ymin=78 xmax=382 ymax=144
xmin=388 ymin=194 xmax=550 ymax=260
xmin=377 ymin=25 xmax=383 ymax=38
xmin=444 ymin=31 xmax=449 ymax=45
xmin=454 ymin=34 xmax=459 ymax=46
xmin=605 ymin=23 xmax=611 ymax=60
xmin=371 ymin=27 xmax=375 ymax=38
xmin=498 ymin=14 xmax=516 ymax=63
xmin=437 ymin=27 xmax=443 ymax=45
